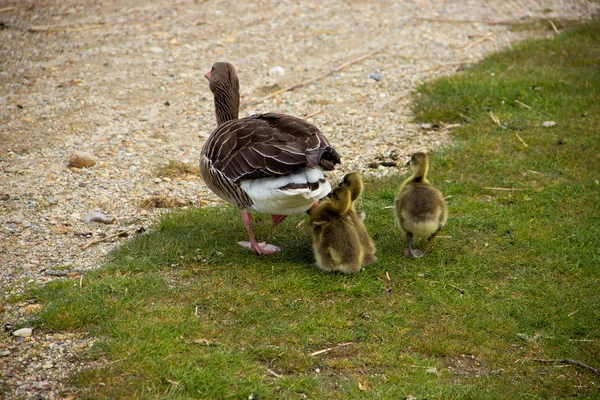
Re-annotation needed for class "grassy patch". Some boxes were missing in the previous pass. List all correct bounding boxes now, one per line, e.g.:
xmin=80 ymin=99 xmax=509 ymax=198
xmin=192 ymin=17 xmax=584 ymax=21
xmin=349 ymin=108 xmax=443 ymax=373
xmin=155 ymin=160 xmax=200 ymax=178
xmin=28 ymin=21 xmax=600 ymax=399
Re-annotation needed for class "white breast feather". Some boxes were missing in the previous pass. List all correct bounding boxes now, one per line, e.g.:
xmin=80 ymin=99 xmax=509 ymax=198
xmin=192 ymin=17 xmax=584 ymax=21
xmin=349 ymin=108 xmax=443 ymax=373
xmin=240 ymin=167 xmax=331 ymax=215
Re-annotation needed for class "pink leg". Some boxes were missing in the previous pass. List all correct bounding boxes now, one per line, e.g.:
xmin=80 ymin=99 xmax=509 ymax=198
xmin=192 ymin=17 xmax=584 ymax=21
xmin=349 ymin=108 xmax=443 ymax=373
xmin=238 ymin=210 xmax=280 ymax=254
xmin=271 ymin=215 xmax=287 ymax=229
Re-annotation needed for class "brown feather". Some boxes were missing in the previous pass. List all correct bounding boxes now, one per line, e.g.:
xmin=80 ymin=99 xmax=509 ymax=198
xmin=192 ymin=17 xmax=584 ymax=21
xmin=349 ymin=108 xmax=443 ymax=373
xmin=201 ymin=62 xmax=341 ymax=210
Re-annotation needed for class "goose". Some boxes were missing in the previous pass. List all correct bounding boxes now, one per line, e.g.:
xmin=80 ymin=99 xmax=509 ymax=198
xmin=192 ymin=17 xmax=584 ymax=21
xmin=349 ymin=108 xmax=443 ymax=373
xmin=338 ymin=172 xmax=377 ymax=266
xmin=201 ymin=62 xmax=341 ymax=254
xmin=308 ymin=187 xmax=363 ymax=274
xmin=394 ymin=152 xmax=447 ymax=258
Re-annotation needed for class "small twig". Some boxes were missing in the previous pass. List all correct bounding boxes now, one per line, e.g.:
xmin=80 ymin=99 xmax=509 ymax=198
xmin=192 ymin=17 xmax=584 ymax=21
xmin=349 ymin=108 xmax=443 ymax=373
xmin=530 ymin=358 xmax=600 ymax=376
xmin=548 ymin=20 xmax=560 ymax=34
xmin=411 ymin=17 xmax=541 ymax=26
xmin=244 ymin=47 xmax=389 ymax=107
xmin=463 ymin=32 xmax=495 ymax=51
xmin=447 ymin=283 xmax=465 ymax=295
xmin=309 ymin=347 xmax=333 ymax=357
xmin=309 ymin=342 xmax=354 ymax=357
xmin=399 ymin=60 xmax=472 ymax=78
xmin=304 ymin=109 xmax=323 ymax=119
xmin=444 ymin=123 xmax=462 ymax=129
xmin=514 ymin=99 xmax=532 ymax=110
xmin=489 ymin=111 xmax=501 ymax=126
xmin=0 ymin=6 xmax=16 ymax=12
xmin=484 ymin=187 xmax=525 ymax=191
xmin=515 ymin=134 xmax=528 ymax=147
xmin=267 ymin=369 xmax=283 ymax=378
xmin=459 ymin=112 xmax=472 ymax=122
xmin=28 ymin=21 xmax=118 ymax=33
xmin=81 ymin=230 xmax=129 ymax=249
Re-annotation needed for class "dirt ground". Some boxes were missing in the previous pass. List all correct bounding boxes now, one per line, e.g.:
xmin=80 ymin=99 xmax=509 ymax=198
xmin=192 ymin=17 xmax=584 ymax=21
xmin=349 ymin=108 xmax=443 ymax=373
xmin=1 ymin=0 xmax=598 ymax=398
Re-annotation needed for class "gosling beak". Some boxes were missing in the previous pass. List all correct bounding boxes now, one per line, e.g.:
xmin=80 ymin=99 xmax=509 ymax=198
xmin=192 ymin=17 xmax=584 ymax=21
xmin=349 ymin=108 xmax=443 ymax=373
xmin=204 ymin=71 xmax=211 ymax=80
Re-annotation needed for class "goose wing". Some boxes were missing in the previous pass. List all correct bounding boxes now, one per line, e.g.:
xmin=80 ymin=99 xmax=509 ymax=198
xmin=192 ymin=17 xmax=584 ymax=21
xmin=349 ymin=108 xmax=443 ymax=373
xmin=202 ymin=112 xmax=340 ymax=182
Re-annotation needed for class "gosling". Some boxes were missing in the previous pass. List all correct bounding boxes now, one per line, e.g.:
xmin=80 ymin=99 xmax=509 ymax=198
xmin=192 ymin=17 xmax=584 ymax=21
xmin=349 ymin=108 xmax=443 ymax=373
xmin=308 ymin=187 xmax=363 ymax=274
xmin=338 ymin=172 xmax=377 ymax=266
xmin=394 ymin=152 xmax=447 ymax=258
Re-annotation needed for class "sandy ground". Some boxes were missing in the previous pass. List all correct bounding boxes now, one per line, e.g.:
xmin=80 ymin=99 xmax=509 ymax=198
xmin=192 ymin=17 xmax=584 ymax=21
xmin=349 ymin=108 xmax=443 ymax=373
xmin=1 ymin=0 xmax=598 ymax=398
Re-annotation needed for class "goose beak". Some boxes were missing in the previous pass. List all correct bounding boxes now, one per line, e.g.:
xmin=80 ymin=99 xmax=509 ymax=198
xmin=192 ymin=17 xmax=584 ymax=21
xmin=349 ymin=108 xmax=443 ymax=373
xmin=204 ymin=71 xmax=211 ymax=80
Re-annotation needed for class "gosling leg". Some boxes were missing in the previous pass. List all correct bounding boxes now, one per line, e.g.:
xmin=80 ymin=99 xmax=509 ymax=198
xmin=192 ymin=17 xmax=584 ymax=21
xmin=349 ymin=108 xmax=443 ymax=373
xmin=405 ymin=232 xmax=424 ymax=258
xmin=427 ymin=224 xmax=444 ymax=242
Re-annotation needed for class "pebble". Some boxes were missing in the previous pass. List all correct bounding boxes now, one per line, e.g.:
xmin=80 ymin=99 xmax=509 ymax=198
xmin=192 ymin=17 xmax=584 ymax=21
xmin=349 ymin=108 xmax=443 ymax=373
xmin=370 ymin=73 xmax=382 ymax=81
xmin=542 ymin=121 xmax=557 ymax=127
xmin=42 ymin=362 xmax=54 ymax=369
xmin=82 ymin=211 xmax=116 ymax=224
xmin=13 ymin=328 xmax=33 ymax=337
xmin=34 ymin=381 xmax=50 ymax=390
xmin=68 ymin=151 xmax=97 ymax=168
xmin=268 ymin=66 xmax=285 ymax=77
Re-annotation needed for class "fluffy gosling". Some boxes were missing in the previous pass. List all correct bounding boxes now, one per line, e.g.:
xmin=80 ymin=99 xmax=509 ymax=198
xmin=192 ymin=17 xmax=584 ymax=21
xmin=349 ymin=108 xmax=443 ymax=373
xmin=338 ymin=172 xmax=377 ymax=266
xmin=394 ymin=152 xmax=447 ymax=258
xmin=308 ymin=187 xmax=363 ymax=274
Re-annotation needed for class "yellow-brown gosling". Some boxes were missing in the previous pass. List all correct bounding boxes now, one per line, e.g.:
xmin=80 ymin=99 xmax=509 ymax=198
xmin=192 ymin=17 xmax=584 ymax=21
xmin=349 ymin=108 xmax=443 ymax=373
xmin=338 ymin=172 xmax=377 ymax=266
xmin=394 ymin=152 xmax=447 ymax=258
xmin=308 ymin=187 xmax=364 ymax=274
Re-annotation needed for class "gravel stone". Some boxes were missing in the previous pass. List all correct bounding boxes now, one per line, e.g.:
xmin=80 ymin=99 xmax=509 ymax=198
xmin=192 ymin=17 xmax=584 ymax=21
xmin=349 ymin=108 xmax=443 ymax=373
xmin=1 ymin=0 xmax=597 ymax=398
xmin=68 ymin=151 xmax=97 ymax=168
xmin=12 ymin=328 xmax=33 ymax=338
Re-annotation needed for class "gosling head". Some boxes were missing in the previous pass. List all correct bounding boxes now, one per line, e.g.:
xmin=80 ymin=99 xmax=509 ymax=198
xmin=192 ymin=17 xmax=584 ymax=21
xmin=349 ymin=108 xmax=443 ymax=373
xmin=329 ymin=187 xmax=352 ymax=215
xmin=338 ymin=172 xmax=364 ymax=202
xmin=407 ymin=152 xmax=430 ymax=179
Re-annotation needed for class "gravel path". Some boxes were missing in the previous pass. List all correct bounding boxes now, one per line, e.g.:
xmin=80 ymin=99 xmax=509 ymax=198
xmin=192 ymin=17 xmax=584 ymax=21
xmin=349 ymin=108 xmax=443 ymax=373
xmin=1 ymin=0 xmax=597 ymax=398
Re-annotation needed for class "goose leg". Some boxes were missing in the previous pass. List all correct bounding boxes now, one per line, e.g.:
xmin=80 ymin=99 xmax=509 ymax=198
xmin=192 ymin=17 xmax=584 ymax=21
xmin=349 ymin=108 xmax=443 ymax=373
xmin=238 ymin=210 xmax=281 ymax=254
xmin=405 ymin=232 xmax=424 ymax=258
xmin=271 ymin=215 xmax=287 ymax=229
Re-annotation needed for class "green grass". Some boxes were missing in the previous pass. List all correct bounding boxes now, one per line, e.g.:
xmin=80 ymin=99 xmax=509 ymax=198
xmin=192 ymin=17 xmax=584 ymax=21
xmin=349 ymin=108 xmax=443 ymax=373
xmin=26 ymin=21 xmax=600 ymax=399
xmin=155 ymin=160 xmax=200 ymax=178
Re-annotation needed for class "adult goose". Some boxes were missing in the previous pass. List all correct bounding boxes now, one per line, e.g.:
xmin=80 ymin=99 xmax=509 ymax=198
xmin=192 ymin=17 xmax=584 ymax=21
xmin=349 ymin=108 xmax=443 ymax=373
xmin=201 ymin=62 xmax=341 ymax=254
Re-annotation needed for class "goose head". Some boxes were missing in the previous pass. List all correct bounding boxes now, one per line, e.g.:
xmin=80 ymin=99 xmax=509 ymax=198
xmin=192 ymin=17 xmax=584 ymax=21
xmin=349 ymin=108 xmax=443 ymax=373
xmin=205 ymin=62 xmax=240 ymax=125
